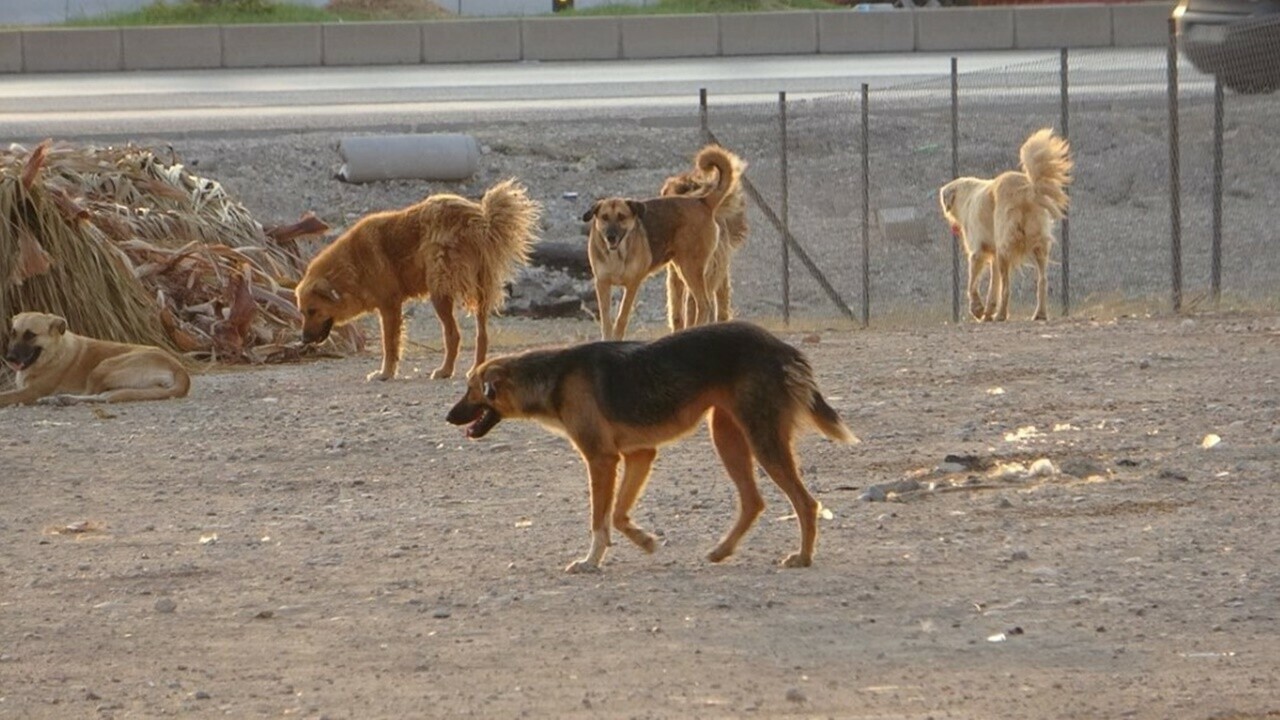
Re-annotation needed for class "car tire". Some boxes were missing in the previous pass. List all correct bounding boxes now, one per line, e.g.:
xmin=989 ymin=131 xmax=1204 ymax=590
xmin=1221 ymin=69 xmax=1280 ymax=94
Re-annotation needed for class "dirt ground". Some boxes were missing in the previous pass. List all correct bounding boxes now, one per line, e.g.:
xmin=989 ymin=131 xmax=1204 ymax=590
xmin=2 ymin=312 xmax=1278 ymax=719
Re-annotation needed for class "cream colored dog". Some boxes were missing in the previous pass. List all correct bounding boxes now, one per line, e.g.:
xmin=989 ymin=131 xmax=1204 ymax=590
xmin=1 ymin=312 xmax=190 ymax=406
xmin=939 ymin=128 xmax=1073 ymax=322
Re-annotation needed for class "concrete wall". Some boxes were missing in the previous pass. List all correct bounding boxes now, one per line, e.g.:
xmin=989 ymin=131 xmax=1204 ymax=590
xmin=122 ymin=26 xmax=222 ymax=70
xmin=916 ymin=7 xmax=1016 ymax=52
xmin=0 ymin=4 xmax=1179 ymax=74
xmin=818 ymin=11 xmax=915 ymax=54
xmin=620 ymin=14 xmax=719 ymax=59
xmin=0 ymin=0 xmax=654 ymax=24
xmin=422 ymin=19 xmax=521 ymax=63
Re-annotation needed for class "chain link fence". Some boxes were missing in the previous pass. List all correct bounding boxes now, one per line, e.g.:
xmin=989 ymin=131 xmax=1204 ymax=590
xmin=691 ymin=31 xmax=1279 ymax=326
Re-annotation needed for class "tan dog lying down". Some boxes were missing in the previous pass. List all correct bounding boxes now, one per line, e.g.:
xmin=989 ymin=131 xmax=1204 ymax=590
xmin=1 ymin=312 xmax=190 ymax=406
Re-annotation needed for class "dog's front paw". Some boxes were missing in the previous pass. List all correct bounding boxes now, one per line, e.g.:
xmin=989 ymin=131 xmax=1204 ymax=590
xmin=779 ymin=553 xmax=812 ymax=569
xmin=1032 ymin=312 xmax=1047 ymax=321
xmin=429 ymin=368 xmax=454 ymax=380
xmin=564 ymin=558 xmax=602 ymax=574
xmin=37 ymin=395 xmax=75 ymax=407
xmin=366 ymin=370 xmax=394 ymax=382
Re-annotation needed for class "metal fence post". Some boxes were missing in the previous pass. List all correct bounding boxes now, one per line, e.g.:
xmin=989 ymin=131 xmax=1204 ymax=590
xmin=950 ymin=57 xmax=961 ymax=324
xmin=1059 ymin=48 xmax=1071 ymax=317
xmin=1167 ymin=17 xmax=1183 ymax=313
xmin=861 ymin=83 xmax=871 ymax=328
xmin=779 ymin=91 xmax=791 ymax=326
xmin=699 ymin=88 xmax=708 ymax=141
xmin=1212 ymin=76 xmax=1224 ymax=305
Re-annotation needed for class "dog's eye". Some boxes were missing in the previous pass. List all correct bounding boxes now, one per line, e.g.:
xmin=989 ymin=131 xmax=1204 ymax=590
xmin=22 ymin=330 xmax=35 ymax=341
xmin=482 ymin=382 xmax=497 ymax=400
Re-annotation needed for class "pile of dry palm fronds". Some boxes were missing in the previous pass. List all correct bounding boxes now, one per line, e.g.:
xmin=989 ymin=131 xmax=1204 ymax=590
xmin=1 ymin=140 xmax=363 ymax=364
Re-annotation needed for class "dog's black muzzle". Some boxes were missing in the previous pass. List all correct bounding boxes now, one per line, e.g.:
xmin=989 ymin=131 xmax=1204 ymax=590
xmin=602 ymin=226 xmax=627 ymax=249
xmin=446 ymin=398 xmax=502 ymax=439
xmin=301 ymin=318 xmax=334 ymax=345
xmin=4 ymin=343 xmax=41 ymax=372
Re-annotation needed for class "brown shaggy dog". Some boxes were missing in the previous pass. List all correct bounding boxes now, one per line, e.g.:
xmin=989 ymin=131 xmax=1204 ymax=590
xmin=446 ymin=321 xmax=857 ymax=572
xmin=659 ymin=145 xmax=749 ymax=331
xmin=296 ymin=179 xmax=541 ymax=381
xmin=939 ymin=128 xmax=1073 ymax=322
xmin=582 ymin=145 xmax=736 ymax=340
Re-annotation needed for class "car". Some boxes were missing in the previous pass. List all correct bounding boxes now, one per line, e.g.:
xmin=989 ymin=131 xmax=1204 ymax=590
xmin=1175 ymin=0 xmax=1280 ymax=94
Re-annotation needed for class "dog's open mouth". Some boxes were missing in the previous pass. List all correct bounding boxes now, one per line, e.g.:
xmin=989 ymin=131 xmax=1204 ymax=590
xmin=4 ymin=346 xmax=39 ymax=372
xmin=466 ymin=407 xmax=501 ymax=438
xmin=446 ymin=401 xmax=502 ymax=439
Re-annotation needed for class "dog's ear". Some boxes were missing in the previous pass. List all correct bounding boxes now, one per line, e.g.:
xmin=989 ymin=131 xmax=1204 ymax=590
xmin=938 ymin=185 xmax=955 ymax=212
xmin=50 ymin=316 xmax=67 ymax=336
xmin=480 ymin=365 xmax=508 ymax=401
xmin=313 ymin=278 xmax=341 ymax=303
xmin=627 ymin=200 xmax=645 ymax=219
xmin=581 ymin=201 xmax=601 ymax=223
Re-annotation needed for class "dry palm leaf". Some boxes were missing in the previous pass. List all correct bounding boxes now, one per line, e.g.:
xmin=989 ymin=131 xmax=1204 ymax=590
xmin=1 ymin=140 xmax=358 ymax=364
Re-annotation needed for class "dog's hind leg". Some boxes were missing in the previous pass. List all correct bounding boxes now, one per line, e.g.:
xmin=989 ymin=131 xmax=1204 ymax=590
xmin=715 ymin=275 xmax=733 ymax=322
xmin=967 ymin=252 xmax=989 ymax=321
xmin=567 ymin=453 xmax=621 ymax=573
xmin=740 ymin=408 xmax=819 ymax=568
xmin=756 ymin=443 xmax=819 ymax=568
xmin=983 ymin=257 xmax=1004 ymax=322
xmin=471 ymin=308 xmax=490 ymax=375
xmin=676 ymin=261 xmax=715 ymax=327
xmin=428 ymin=294 xmax=461 ymax=379
xmin=666 ymin=270 xmax=688 ymax=332
xmin=370 ymin=304 xmax=405 ymax=381
xmin=996 ymin=256 xmax=1013 ymax=322
xmin=613 ymin=448 xmax=659 ymax=553
xmin=707 ymin=409 xmax=765 ymax=563
xmin=1031 ymin=245 xmax=1049 ymax=321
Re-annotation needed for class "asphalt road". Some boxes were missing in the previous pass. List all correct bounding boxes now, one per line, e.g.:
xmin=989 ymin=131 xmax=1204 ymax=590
xmin=0 ymin=48 xmax=1189 ymax=137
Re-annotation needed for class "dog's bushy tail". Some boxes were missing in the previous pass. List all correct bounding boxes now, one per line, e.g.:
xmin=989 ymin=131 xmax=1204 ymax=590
xmin=1019 ymin=128 xmax=1073 ymax=219
xmin=694 ymin=145 xmax=738 ymax=214
xmin=783 ymin=354 xmax=860 ymax=444
xmin=476 ymin=179 xmax=542 ymax=310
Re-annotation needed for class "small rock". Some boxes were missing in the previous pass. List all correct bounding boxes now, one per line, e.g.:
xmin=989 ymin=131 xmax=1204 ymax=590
xmin=85 ymin=690 xmax=101 ymax=701
xmin=1059 ymin=457 xmax=1106 ymax=479
xmin=432 ymin=608 xmax=452 ymax=619
xmin=154 ymin=598 xmax=177 ymax=614
xmin=1158 ymin=468 xmax=1189 ymax=482
xmin=1029 ymin=458 xmax=1056 ymax=476
xmin=858 ymin=485 xmax=887 ymax=502
xmin=995 ymin=496 xmax=1014 ymax=509
xmin=1010 ymin=549 xmax=1030 ymax=561
xmin=785 ymin=687 xmax=807 ymax=703
xmin=194 ymin=691 xmax=211 ymax=700
xmin=936 ymin=461 xmax=966 ymax=474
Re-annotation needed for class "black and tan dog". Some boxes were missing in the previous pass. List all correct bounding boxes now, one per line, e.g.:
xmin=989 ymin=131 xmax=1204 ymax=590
xmin=446 ymin=321 xmax=857 ymax=573
xmin=1 ymin=312 xmax=190 ymax=406
xmin=582 ymin=145 xmax=736 ymax=340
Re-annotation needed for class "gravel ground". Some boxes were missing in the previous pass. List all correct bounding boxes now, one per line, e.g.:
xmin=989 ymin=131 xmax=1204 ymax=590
xmin=2 ymin=314 xmax=1278 ymax=719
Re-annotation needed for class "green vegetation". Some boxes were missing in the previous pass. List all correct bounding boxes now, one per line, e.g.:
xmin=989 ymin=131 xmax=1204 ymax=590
xmin=64 ymin=0 xmax=448 ymax=27
xmin=61 ymin=0 xmax=840 ymax=27
xmin=560 ymin=0 xmax=837 ymax=15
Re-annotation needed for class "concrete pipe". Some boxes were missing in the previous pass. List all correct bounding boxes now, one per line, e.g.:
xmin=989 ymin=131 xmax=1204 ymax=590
xmin=337 ymin=133 xmax=481 ymax=183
